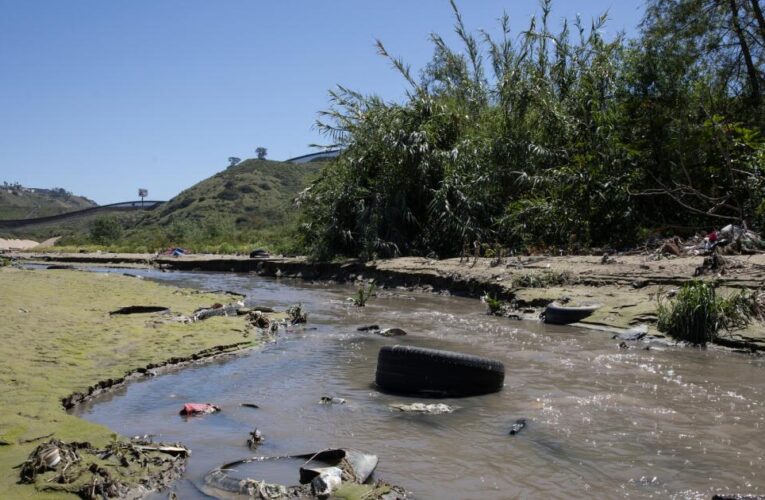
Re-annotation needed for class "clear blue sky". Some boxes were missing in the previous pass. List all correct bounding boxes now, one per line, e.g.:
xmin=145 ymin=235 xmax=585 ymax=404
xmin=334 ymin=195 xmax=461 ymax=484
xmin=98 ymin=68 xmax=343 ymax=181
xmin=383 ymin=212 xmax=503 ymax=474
xmin=0 ymin=0 xmax=643 ymax=204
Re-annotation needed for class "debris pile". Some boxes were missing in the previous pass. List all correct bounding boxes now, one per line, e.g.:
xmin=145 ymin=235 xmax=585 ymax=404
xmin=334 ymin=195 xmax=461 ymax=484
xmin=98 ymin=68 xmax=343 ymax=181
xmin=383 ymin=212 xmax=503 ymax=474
xmin=651 ymin=225 xmax=764 ymax=258
xmin=19 ymin=438 xmax=189 ymax=498
xmin=202 ymin=448 xmax=407 ymax=499
xmin=247 ymin=310 xmax=276 ymax=331
xmin=286 ymin=303 xmax=308 ymax=324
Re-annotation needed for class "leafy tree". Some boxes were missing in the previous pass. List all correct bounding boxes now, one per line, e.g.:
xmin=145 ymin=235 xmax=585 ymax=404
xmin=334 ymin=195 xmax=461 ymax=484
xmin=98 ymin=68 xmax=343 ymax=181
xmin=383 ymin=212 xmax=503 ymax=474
xmin=256 ymin=147 xmax=268 ymax=160
xmin=642 ymin=0 xmax=764 ymax=112
xmin=299 ymin=0 xmax=765 ymax=260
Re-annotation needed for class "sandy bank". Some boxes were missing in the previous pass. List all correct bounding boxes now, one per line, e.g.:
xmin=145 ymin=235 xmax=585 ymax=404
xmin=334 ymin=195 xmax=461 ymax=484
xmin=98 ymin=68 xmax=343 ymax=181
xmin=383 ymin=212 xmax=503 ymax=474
xmin=11 ymin=251 xmax=765 ymax=350
xmin=372 ymin=255 xmax=765 ymax=347
xmin=0 ymin=238 xmax=40 ymax=251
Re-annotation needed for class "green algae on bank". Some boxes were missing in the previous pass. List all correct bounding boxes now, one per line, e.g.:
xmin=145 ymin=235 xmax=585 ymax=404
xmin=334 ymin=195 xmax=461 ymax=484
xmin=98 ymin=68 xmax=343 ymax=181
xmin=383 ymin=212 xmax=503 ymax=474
xmin=0 ymin=267 xmax=261 ymax=498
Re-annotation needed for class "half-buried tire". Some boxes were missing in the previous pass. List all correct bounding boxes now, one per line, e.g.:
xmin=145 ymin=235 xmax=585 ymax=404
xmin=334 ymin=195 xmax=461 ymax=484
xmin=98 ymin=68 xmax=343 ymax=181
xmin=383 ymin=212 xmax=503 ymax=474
xmin=375 ymin=345 xmax=505 ymax=397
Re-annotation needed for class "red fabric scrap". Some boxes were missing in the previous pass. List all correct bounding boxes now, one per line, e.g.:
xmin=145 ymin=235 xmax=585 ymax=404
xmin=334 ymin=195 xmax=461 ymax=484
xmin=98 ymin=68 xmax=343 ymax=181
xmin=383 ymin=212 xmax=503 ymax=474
xmin=180 ymin=403 xmax=220 ymax=415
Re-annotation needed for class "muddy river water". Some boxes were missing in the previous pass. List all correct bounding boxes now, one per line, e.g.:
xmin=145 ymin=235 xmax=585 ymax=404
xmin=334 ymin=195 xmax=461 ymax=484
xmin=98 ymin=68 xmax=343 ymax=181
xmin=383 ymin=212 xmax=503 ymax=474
xmin=70 ymin=268 xmax=765 ymax=499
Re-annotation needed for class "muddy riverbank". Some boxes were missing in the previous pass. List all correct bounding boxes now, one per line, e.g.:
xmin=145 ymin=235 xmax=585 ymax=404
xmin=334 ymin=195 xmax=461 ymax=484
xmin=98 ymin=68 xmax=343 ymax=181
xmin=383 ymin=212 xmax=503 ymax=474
xmin=70 ymin=266 xmax=765 ymax=499
xmin=12 ymin=251 xmax=765 ymax=351
xmin=0 ymin=267 xmax=276 ymax=498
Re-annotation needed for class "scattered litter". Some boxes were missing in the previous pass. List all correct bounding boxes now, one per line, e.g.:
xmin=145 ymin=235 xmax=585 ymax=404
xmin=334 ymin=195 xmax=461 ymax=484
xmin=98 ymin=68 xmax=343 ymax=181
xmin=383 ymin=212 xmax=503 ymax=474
xmin=508 ymin=418 xmax=527 ymax=435
xmin=287 ymin=303 xmax=308 ymax=324
xmin=319 ymin=396 xmax=346 ymax=405
xmin=600 ymin=253 xmax=616 ymax=264
xmin=247 ymin=428 xmax=264 ymax=449
xmin=247 ymin=310 xmax=273 ymax=329
xmin=131 ymin=434 xmax=157 ymax=441
xmin=310 ymin=466 xmax=343 ymax=497
xmin=389 ymin=403 xmax=454 ymax=414
xmin=659 ymin=238 xmax=683 ymax=256
xmin=132 ymin=443 xmax=190 ymax=456
xmin=613 ymin=324 xmax=648 ymax=341
xmin=160 ymin=247 xmax=189 ymax=257
xmin=694 ymin=252 xmax=726 ymax=276
xmin=19 ymin=438 xmax=190 ymax=497
xmin=249 ymin=248 xmax=271 ymax=258
xmin=648 ymin=226 xmax=764 ymax=259
xmin=179 ymin=403 xmax=220 ymax=416
xmin=357 ymin=325 xmax=380 ymax=331
xmin=194 ymin=304 xmax=239 ymax=320
xmin=719 ymin=224 xmax=765 ymax=253
xmin=202 ymin=449 xmax=405 ymax=499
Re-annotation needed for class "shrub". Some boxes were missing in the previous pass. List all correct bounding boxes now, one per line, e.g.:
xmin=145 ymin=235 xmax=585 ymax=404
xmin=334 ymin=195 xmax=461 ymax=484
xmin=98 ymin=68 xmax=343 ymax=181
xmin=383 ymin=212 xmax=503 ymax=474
xmin=89 ymin=216 xmax=123 ymax=245
xmin=657 ymin=281 xmax=753 ymax=345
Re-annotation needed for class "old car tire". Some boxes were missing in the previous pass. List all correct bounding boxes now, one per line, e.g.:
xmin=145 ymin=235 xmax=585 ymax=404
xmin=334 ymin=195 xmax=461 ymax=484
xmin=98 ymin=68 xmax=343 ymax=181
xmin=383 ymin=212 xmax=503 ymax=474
xmin=375 ymin=345 xmax=505 ymax=397
xmin=543 ymin=302 xmax=600 ymax=325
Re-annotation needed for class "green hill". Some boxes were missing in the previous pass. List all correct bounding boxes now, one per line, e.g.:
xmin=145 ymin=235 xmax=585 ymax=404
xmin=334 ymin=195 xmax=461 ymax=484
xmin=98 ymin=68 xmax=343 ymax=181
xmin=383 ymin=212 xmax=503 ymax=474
xmin=116 ymin=159 xmax=323 ymax=253
xmin=3 ymin=159 xmax=324 ymax=253
xmin=145 ymin=159 xmax=320 ymax=229
xmin=0 ymin=183 xmax=96 ymax=220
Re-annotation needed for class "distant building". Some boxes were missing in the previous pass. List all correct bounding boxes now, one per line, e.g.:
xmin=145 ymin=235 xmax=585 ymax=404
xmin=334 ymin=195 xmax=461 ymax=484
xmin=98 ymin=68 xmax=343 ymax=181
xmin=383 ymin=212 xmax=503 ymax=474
xmin=286 ymin=150 xmax=341 ymax=164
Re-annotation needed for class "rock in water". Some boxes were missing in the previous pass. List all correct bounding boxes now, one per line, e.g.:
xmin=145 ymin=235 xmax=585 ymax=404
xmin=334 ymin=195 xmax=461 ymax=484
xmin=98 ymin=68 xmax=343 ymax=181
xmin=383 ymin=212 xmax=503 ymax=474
xmin=377 ymin=328 xmax=407 ymax=337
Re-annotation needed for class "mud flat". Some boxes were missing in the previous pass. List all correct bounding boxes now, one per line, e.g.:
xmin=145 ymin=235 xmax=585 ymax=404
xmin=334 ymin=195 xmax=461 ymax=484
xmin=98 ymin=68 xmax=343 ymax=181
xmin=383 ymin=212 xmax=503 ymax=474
xmin=0 ymin=267 xmax=263 ymax=498
xmin=13 ymin=252 xmax=765 ymax=350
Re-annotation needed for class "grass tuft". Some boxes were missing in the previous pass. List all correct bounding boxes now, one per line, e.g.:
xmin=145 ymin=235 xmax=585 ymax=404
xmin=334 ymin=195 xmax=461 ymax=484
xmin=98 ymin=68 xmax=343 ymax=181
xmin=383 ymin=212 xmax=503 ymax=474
xmin=351 ymin=282 xmax=376 ymax=307
xmin=483 ymin=293 xmax=505 ymax=316
xmin=657 ymin=281 xmax=753 ymax=345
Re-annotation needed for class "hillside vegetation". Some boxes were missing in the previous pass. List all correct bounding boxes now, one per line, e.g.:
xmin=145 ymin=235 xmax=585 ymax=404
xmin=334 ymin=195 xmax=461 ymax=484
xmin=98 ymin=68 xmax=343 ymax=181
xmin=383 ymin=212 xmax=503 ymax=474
xmin=53 ymin=159 xmax=324 ymax=253
xmin=301 ymin=0 xmax=765 ymax=259
xmin=0 ymin=183 xmax=96 ymax=220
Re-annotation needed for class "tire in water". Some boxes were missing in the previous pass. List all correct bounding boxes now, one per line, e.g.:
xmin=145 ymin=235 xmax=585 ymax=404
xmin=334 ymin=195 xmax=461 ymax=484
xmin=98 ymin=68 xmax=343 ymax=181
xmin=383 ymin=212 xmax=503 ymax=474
xmin=375 ymin=345 xmax=505 ymax=397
